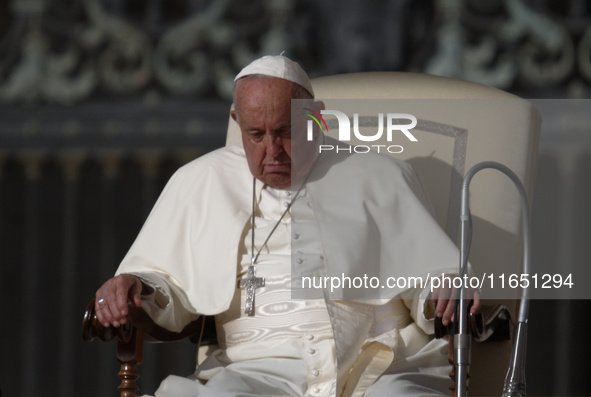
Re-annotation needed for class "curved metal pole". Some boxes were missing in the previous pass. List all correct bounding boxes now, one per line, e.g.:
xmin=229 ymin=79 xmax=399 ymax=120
xmin=456 ymin=161 xmax=531 ymax=397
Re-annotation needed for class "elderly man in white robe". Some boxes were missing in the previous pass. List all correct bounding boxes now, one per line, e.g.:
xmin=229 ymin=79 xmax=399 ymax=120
xmin=95 ymin=55 xmax=480 ymax=397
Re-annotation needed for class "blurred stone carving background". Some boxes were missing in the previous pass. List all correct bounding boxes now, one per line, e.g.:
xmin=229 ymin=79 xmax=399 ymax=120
xmin=2 ymin=0 xmax=590 ymax=103
xmin=0 ymin=1 xmax=589 ymax=396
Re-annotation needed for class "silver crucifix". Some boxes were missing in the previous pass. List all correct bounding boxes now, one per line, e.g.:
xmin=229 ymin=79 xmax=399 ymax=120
xmin=239 ymin=265 xmax=265 ymax=315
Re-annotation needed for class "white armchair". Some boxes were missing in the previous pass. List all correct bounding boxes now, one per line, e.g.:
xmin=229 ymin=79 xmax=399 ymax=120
xmin=228 ymin=71 xmax=541 ymax=395
xmin=84 ymin=71 xmax=540 ymax=396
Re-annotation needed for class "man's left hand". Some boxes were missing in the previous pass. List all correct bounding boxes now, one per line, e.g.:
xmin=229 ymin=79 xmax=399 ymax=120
xmin=431 ymin=274 xmax=481 ymax=326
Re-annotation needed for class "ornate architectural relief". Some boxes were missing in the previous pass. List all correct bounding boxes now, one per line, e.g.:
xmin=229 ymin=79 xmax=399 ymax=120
xmin=425 ymin=0 xmax=591 ymax=96
xmin=0 ymin=0 xmax=290 ymax=103
xmin=0 ymin=0 xmax=589 ymax=104
xmin=0 ymin=0 xmax=152 ymax=102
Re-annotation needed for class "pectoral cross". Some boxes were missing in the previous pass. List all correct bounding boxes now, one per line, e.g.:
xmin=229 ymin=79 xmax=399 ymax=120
xmin=239 ymin=264 xmax=265 ymax=315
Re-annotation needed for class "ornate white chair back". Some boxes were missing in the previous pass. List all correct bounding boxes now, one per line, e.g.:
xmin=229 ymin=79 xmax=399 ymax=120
xmin=226 ymin=71 xmax=541 ymax=395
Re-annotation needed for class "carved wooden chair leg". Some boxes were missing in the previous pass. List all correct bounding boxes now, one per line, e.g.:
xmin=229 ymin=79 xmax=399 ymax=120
xmin=448 ymin=338 xmax=455 ymax=396
xmin=117 ymin=328 xmax=144 ymax=397
xmin=82 ymin=299 xmax=144 ymax=397
xmin=83 ymin=298 xmax=205 ymax=396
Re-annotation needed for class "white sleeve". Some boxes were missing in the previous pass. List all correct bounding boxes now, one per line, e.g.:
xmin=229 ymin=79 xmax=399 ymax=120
xmin=400 ymin=285 xmax=436 ymax=336
xmin=125 ymin=271 xmax=200 ymax=333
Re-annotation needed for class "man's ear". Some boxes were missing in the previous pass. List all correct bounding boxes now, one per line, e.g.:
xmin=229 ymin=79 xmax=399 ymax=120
xmin=312 ymin=100 xmax=325 ymax=113
xmin=230 ymin=109 xmax=237 ymax=122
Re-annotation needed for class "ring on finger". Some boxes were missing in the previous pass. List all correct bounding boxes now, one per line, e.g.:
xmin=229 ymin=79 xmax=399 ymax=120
xmin=98 ymin=297 xmax=107 ymax=305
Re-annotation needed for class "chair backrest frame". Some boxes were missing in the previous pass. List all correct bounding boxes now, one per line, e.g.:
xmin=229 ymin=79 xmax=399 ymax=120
xmin=227 ymin=71 xmax=541 ymax=395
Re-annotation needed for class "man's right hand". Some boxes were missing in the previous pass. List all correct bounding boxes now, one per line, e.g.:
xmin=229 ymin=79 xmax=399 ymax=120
xmin=95 ymin=274 xmax=143 ymax=328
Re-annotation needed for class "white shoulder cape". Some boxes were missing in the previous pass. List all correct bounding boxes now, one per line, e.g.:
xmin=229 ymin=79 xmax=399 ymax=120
xmin=117 ymin=143 xmax=460 ymax=315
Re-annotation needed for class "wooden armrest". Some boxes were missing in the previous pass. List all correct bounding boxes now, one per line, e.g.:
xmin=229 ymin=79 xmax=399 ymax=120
xmin=82 ymin=298 xmax=207 ymax=397
xmin=434 ymin=304 xmax=513 ymax=342
xmin=82 ymin=298 xmax=203 ymax=343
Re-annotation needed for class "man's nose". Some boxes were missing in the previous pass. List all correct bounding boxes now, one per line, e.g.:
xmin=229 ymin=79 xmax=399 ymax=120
xmin=264 ymin=134 xmax=283 ymax=156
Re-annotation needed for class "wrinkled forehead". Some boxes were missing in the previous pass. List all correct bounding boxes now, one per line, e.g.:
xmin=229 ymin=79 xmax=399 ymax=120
xmin=233 ymin=76 xmax=314 ymax=121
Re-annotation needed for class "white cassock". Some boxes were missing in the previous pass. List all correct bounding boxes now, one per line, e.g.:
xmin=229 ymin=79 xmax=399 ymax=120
xmin=116 ymin=143 xmax=462 ymax=396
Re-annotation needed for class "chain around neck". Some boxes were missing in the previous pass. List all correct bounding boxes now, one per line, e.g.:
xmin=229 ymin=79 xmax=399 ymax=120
xmin=249 ymin=156 xmax=321 ymax=266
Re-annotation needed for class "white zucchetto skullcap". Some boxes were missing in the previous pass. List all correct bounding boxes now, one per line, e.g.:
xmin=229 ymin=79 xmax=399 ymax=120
xmin=234 ymin=55 xmax=314 ymax=97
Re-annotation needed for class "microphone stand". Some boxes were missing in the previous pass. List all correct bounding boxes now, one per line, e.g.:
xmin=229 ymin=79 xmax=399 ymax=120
xmin=456 ymin=161 xmax=531 ymax=397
